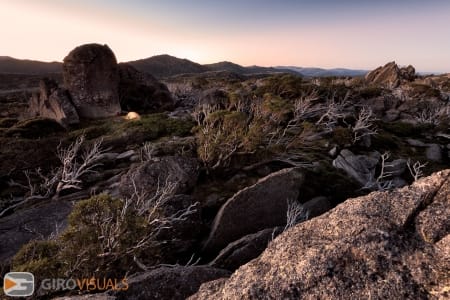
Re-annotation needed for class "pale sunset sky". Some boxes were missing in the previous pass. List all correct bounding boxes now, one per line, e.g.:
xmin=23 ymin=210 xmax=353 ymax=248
xmin=0 ymin=0 xmax=449 ymax=72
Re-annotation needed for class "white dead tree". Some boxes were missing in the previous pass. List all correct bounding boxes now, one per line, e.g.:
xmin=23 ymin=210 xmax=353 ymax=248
xmin=56 ymin=135 xmax=106 ymax=195
xmin=407 ymin=159 xmax=428 ymax=181
xmin=140 ymin=142 xmax=157 ymax=162
xmin=363 ymin=152 xmax=394 ymax=191
xmin=352 ymin=106 xmax=378 ymax=143
xmin=316 ymin=97 xmax=349 ymax=131
xmin=1 ymin=135 xmax=105 ymax=217
xmin=415 ymin=106 xmax=448 ymax=125
xmin=275 ymin=91 xmax=321 ymax=145
xmin=284 ymin=199 xmax=309 ymax=231
xmin=97 ymin=175 xmax=198 ymax=262
xmin=192 ymin=103 xmax=221 ymax=126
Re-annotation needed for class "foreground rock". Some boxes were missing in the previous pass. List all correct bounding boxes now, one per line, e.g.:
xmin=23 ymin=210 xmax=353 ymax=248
xmin=63 ymin=44 xmax=121 ymax=118
xmin=203 ymin=168 xmax=304 ymax=254
xmin=191 ymin=169 xmax=450 ymax=299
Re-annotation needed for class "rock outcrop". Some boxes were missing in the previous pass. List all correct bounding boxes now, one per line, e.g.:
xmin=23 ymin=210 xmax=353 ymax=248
xmin=119 ymin=156 xmax=200 ymax=199
xmin=118 ymin=63 xmax=174 ymax=113
xmin=191 ymin=169 xmax=450 ymax=299
xmin=203 ymin=168 xmax=304 ymax=254
xmin=332 ymin=149 xmax=379 ymax=186
xmin=27 ymin=78 xmax=79 ymax=127
xmin=63 ymin=44 xmax=121 ymax=118
xmin=365 ymin=61 xmax=415 ymax=88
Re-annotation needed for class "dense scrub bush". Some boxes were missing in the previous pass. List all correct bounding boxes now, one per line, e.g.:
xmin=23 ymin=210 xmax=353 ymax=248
xmin=195 ymin=90 xmax=330 ymax=168
xmin=13 ymin=191 xmax=196 ymax=280
xmin=255 ymin=74 xmax=304 ymax=99
xmin=196 ymin=110 xmax=250 ymax=169
xmin=12 ymin=240 xmax=62 ymax=279
xmin=58 ymin=194 xmax=150 ymax=277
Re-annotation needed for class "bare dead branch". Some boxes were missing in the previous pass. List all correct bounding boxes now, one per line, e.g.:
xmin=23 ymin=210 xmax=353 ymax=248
xmin=353 ymin=106 xmax=378 ymax=143
xmin=284 ymin=199 xmax=309 ymax=231
xmin=407 ymin=159 xmax=428 ymax=181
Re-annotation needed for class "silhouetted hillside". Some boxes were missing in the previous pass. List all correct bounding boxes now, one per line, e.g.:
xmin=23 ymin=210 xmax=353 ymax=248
xmin=128 ymin=54 xmax=207 ymax=78
xmin=0 ymin=54 xmax=368 ymax=78
xmin=204 ymin=61 xmax=247 ymax=74
xmin=129 ymin=56 xmax=297 ymax=78
xmin=0 ymin=56 xmax=62 ymax=74
xmin=279 ymin=66 xmax=368 ymax=77
xmin=205 ymin=61 xmax=296 ymax=75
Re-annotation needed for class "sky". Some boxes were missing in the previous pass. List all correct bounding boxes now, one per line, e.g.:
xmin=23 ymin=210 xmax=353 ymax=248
xmin=0 ymin=0 xmax=449 ymax=72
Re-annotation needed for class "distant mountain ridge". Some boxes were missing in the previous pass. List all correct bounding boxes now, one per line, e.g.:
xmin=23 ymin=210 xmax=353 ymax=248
xmin=128 ymin=54 xmax=206 ymax=78
xmin=128 ymin=56 xmax=297 ymax=78
xmin=279 ymin=66 xmax=368 ymax=77
xmin=0 ymin=54 xmax=368 ymax=78
xmin=0 ymin=56 xmax=61 ymax=74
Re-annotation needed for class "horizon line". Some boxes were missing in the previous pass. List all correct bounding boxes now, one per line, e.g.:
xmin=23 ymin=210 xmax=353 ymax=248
xmin=1 ymin=54 xmax=448 ymax=75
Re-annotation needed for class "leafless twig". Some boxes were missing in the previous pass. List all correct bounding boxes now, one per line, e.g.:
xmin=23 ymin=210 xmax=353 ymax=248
xmin=284 ymin=199 xmax=309 ymax=231
xmin=407 ymin=159 xmax=427 ymax=181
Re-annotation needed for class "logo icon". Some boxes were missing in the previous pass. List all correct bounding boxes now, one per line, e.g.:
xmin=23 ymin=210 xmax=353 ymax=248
xmin=3 ymin=272 xmax=34 ymax=297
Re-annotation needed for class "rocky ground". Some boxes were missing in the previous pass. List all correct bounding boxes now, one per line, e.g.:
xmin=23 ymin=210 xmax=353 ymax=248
xmin=0 ymin=45 xmax=449 ymax=299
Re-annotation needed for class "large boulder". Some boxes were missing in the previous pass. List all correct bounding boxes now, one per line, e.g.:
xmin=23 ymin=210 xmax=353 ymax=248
xmin=203 ymin=168 xmax=305 ymax=254
xmin=118 ymin=63 xmax=174 ymax=113
xmin=27 ymin=78 xmax=79 ymax=127
xmin=365 ymin=61 xmax=415 ymax=88
xmin=191 ymin=169 xmax=450 ymax=299
xmin=63 ymin=44 xmax=121 ymax=118
xmin=119 ymin=156 xmax=200 ymax=199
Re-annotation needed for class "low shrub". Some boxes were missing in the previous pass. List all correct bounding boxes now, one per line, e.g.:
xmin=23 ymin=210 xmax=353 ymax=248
xmin=359 ymin=86 xmax=383 ymax=99
xmin=381 ymin=121 xmax=431 ymax=137
xmin=5 ymin=118 xmax=65 ymax=138
xmin=331 ymin=127 xmax=353 ymax=146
